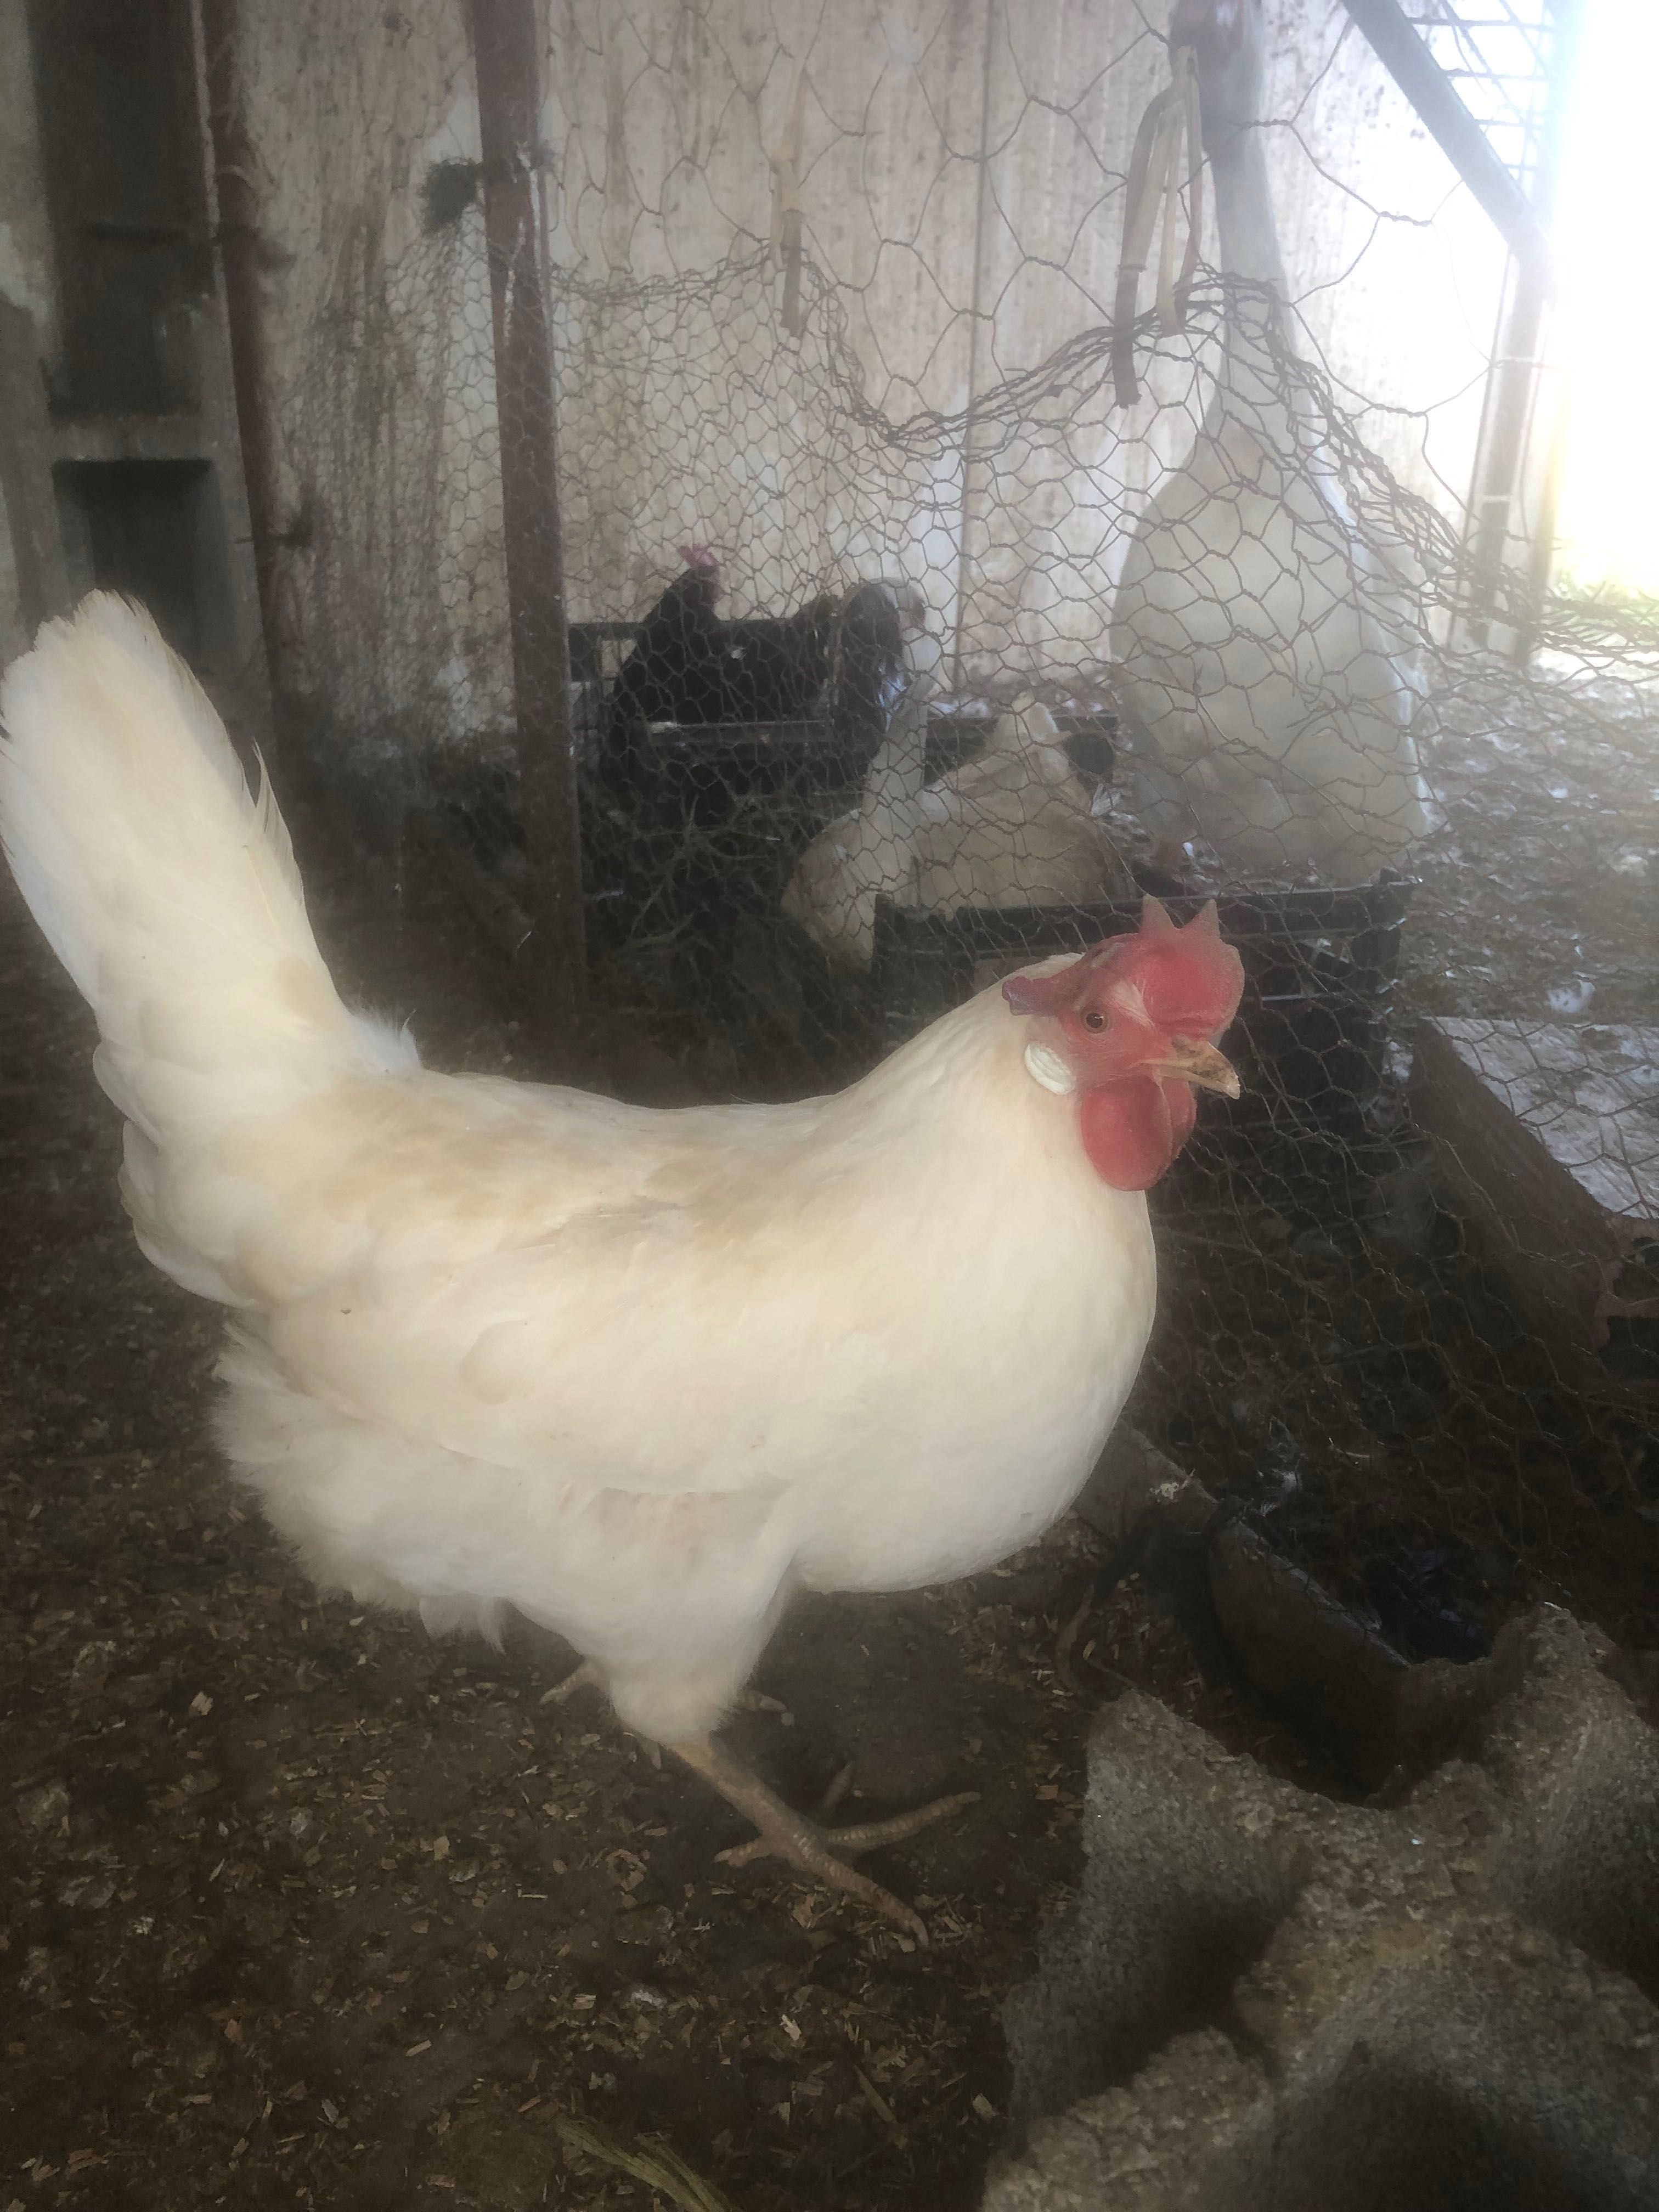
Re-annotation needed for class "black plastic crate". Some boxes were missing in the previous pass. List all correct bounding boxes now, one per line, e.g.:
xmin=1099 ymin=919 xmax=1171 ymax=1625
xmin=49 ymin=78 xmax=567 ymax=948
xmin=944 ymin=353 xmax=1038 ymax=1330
xmin=618 ymin=702 xmax=1116 ymax=799
xmin=870 ymin=875 xmax=1416 ymax=1125
xmin=617 ymin=715 xmax=872 ymax=829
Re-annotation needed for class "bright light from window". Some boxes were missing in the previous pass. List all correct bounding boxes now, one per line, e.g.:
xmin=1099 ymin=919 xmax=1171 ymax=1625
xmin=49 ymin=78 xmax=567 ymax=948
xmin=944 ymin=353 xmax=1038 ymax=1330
xmin=1553 ymin=0 xmax=1658 ymax=595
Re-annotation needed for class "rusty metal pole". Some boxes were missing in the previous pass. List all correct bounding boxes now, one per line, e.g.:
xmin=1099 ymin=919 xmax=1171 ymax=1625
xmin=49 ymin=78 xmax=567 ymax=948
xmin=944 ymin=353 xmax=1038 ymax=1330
xmin=470 ymin=0 xmax=588 ymax=1066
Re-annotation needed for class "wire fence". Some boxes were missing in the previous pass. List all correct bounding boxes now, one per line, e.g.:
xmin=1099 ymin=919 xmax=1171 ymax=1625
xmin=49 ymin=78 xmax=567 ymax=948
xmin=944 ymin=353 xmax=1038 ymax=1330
xmin=238 ymin=0 xmax=1658 ymax=1654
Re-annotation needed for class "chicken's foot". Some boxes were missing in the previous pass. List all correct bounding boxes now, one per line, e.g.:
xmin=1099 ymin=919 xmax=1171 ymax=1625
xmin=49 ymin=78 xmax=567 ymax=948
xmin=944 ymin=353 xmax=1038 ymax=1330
xmin=669 ymin=1733 xmax=977 ymax=1943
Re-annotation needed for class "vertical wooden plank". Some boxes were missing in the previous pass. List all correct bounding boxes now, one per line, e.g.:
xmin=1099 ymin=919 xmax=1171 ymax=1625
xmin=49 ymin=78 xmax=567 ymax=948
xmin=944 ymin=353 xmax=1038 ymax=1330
xmin=469 ymin=0 xmax=586 ymax=1063
xmin=199 ymin=0 xmax=282 ymax=685
xmin=0 ymin=297 xmax=69 ymax=639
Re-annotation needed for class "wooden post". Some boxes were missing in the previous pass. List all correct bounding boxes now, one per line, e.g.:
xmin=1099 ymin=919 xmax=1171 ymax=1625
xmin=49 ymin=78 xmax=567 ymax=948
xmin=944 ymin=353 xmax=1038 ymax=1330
xmin=199 ymin=0 xmax=283 ymax=687
xmin=0 ymin=297 xmax=70 ymax=633
xmin=470 ymin=0 xmax=587 ymax=1064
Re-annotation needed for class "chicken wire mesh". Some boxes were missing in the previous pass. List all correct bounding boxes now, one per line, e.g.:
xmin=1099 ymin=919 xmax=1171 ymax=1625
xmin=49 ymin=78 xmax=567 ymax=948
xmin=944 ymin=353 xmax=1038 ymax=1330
xmin=237 ymin=0 xmax=1657 ymax=1663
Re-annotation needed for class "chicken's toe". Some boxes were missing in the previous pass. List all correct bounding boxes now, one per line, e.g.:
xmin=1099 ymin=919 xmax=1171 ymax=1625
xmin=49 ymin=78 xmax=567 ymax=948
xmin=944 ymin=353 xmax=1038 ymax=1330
xmin=716 ymin=1815 xmax=933 ymax=1942
xmin=714 ymin=1791 xmax=978 ymax=1871
xmin=670 ymin=1733 xmax=976 ymax=1943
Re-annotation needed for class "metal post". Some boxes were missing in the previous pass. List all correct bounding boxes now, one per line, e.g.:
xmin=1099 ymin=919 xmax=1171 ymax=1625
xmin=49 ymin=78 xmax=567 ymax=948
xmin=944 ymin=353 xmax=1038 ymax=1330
xmin=470 ymin=0 xmax=588 ymax=1066
xmin=1448 ymin=2 xmax=1583 ymax=659
xmin=1462 ymin=256 xmax=1554 ymax=652
xmin=951 ymin=0 xmax=1002 ymax=698
xmin=1338 ymin=0 xmax=1554 ymax=279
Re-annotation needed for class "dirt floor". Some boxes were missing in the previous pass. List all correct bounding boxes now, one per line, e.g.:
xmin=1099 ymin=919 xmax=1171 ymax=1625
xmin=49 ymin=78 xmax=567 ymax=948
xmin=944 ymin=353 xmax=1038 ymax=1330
xmin=0 ymin=814 xmax=1348 ymax=2212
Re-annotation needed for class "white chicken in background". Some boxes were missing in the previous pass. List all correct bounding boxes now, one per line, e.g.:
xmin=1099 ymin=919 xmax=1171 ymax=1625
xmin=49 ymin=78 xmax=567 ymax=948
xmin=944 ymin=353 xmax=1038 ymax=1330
xmin=1 ymin=596 xmax=1243 ymax=1937
xmin=785 ymin=584 xmax=1135 ymax=971
xmin=1110 ymin=0 xmax=1431 ymax=885
xmin=913 ymin=695 xmax=1137 ymax=922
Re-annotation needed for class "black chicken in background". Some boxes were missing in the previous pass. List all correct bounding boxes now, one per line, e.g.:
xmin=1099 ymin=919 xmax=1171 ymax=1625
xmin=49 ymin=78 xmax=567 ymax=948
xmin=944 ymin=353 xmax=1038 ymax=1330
xmin=606 ymin=545 xmax=726 ymax=736
xmin=604 ymin=546 xmax=839 ymax=751
xmin=590 ymin=561 xmax=915 ymax=1071
xmin=413 ymin=559 xmax=917 ymax=1082
xmin=596 ymin=546 xmax=848 ymax=857
xmin=716 ymin=592 xmax=840 ymax=725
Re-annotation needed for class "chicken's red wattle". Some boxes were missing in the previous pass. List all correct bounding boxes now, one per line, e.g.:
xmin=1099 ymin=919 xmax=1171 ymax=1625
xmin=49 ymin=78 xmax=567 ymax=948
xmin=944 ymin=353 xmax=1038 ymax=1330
xmin=1080 ymin=1075 xmax=1199 ymax=1190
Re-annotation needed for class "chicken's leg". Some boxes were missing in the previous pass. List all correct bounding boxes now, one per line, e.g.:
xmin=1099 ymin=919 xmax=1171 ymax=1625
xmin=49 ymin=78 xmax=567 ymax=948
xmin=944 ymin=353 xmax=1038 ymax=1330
xmin=543 ymin=1659 xmax=602 ymax=1705
xmin=546 ymin=1663 xmax=790 ymax=1722
xmin=669 ymin=1733 xmax=977 ymax=1943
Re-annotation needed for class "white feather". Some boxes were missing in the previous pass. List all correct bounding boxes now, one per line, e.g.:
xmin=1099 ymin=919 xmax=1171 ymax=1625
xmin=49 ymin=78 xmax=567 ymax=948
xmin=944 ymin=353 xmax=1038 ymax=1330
xmin=0 ymin=595 xmax=416 ymax=1299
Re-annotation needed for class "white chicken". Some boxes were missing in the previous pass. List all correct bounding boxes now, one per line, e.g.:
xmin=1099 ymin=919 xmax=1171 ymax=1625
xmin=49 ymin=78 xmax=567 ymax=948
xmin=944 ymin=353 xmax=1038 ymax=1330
xmin=0 ymin=596 xmax=1243 ymax=1936
xmin=1110 ymin=0 xmax=1431 ymax=884
xmin=913 ymin=696 xmax=1138 ymax=923
xmin=785 ymin=585 xmax=1135 ymax=972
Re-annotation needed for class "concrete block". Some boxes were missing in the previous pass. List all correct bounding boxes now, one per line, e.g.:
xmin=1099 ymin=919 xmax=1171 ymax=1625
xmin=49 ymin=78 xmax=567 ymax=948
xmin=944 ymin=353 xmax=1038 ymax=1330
xmin=988 ymin=1607 xmax=1659 ymax=2211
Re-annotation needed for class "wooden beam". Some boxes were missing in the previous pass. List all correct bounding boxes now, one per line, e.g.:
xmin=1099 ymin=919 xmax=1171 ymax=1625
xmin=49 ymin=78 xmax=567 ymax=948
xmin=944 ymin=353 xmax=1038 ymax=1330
xmin=1412 ymin=1016 xmax=1659 ymax=1367
xmin=469 ymin=0 xmax=588 ymax=1067
xmin=1339 ymin=0 xmax=1554 ymax=279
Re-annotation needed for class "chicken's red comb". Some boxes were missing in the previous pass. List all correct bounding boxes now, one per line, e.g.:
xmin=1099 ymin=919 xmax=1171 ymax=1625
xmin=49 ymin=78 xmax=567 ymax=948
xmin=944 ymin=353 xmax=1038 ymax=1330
xmin=678 ymin=543 xmax=720 ymax=571
xmin=1003 ymin=897 xmax=1243 ymax=1031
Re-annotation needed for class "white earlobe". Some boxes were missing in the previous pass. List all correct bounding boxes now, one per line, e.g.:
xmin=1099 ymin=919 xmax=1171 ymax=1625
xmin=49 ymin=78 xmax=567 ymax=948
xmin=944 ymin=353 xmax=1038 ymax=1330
xmin=1023 ymin=1042 xmax=1077 ymax=1097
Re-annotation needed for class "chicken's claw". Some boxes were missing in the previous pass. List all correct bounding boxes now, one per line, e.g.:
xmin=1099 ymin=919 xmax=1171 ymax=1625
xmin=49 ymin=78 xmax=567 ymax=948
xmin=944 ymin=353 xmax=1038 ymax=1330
xmin=670 ymin=1734 xmax=977 ymax=1943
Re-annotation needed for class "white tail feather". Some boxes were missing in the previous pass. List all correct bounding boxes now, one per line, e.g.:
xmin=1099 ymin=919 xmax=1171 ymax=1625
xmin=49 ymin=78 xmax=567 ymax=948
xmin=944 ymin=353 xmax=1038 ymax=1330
xmin=0 ymin=595 xmax=415 ymax=1295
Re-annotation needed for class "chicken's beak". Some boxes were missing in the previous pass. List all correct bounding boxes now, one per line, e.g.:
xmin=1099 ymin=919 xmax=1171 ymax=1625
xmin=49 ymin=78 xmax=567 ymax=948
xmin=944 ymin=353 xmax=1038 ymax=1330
xmin=1143 ymin=1036 xmax=1242 ymax=1099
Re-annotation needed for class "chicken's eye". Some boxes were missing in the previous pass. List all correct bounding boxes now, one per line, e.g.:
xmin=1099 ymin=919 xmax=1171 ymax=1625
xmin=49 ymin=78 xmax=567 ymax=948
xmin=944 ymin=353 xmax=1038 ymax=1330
xmin=1082 ymin=1009 xmax=1109 ymax=1033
